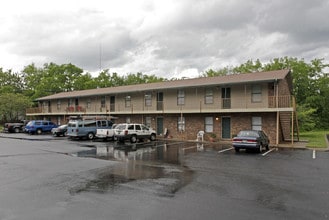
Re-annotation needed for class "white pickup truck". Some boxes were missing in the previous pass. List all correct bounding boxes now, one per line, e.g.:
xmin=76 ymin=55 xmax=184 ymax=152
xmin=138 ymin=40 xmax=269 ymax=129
xmin=95 ymin=124 xmax=117 ymax=141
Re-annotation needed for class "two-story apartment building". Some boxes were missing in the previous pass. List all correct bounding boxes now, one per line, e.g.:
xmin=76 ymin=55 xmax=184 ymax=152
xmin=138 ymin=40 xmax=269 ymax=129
xmin=26 ymin=69 xmax=298 ymax=145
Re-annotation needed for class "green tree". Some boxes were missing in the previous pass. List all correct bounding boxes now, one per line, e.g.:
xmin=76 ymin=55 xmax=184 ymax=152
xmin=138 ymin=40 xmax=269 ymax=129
xmin=0 ymin=68 xmax=24 ymax=93
xmin=0 ymin=93 xmax=32 ymax=122
xmin=22 ymin=62 xmax=89 ymax=100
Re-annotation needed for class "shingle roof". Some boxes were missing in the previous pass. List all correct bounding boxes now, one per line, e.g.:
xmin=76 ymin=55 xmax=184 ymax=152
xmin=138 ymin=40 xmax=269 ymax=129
xmin=37 ymin=69 xmax=290 ymax=101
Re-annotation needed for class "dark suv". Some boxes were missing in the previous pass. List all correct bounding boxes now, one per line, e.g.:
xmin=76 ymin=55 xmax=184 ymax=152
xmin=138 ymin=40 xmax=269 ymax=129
xmin=25 ymin=120 xmax=58 ymax=134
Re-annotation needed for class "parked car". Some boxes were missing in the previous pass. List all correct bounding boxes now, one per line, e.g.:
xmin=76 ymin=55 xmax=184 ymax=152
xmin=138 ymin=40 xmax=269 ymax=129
xmin=67 ymin=119 xmax=113 ymax=140
xmin=4 ymin=120 xmax=28 ymax=133
xmin=95 ymin=124 xmax=118 ymax=141
xmin=51 ymin=124 xmax=68 ymax=137
xmin=115 ymin=123 xmax=156 ymax=143
xmin=24 ymin=120 xmax=58 ymax=134
xmin=232 ymin=130 xmax=270 ymax=153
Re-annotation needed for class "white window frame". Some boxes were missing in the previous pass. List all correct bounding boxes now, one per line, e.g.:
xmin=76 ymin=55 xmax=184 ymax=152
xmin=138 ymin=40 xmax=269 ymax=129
xmin=178 ymin=117 xmax=185 ymax=132
xmin=252 ymin=116 xmax=262 ymax=130
xmin=125 ymin=96 xmax=131 ymax=107
xmin=145 ymin=93 xmax=152 ymax=107
xmin=205 ymin=88 xmax=213 ymax=104
xmin=177 ymin=90 xmax=185 ymax=105
xmin=205 ymin=117 xmax=213 ymax=132
xmin=252 ymin=85 xmax=262 ymax=103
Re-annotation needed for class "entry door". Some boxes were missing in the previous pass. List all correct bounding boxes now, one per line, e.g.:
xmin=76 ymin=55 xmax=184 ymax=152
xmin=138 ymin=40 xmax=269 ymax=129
xmin=222 ymin=87 xmax=231 ymax=109
xmin=157 ymin=92 xmax=163 ymax=111
xmin=156 ymin=117 xmax=164 ymax=135
xmin=110 ymin=96 xmax=115 ymax=112
xmin=221 ymin=117 xmax=231 ymax=139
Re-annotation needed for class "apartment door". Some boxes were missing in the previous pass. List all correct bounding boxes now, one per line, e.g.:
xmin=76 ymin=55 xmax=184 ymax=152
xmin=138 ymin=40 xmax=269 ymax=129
xmin=222 ymin=87 xmax=231 ymax=109
xmin=156 ymin=117 xmax=163 ymax=135
xmin=157 ymin=92 xmax=163 ymax=111
xmin=110 ymin=96 xmax=115 ymax=112
xmin=221 ymin=117 xmax=231 ymax=139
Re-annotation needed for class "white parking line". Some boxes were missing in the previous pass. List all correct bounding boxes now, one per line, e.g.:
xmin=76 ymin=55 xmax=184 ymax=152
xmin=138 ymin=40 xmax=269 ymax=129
xmin=312 ymin=150 xmax=316 ymax=159
xmin=262 ymin=148 xmax=277 ymax=156
xmin=218 ymin=147 xmax=234 ymax=153
xmin=183 ymin=146 xmax=197 ymax=151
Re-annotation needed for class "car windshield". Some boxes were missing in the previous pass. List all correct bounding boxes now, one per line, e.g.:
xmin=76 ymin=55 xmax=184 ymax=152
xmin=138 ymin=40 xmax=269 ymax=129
xmin=237 ymin=131 xmax=259 ymax=137
xmin=26 ymin=121 xmax=33 ymax=126
xmin=115 ymin=124 xmax=126 ymax=130
xmin=68 ymin=122 xmax=78 ymax=127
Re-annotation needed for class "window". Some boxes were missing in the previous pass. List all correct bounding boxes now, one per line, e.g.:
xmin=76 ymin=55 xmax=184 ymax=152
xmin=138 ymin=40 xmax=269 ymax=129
xmin=84 ymin=121 xmax=97 ymax=127
xmin=86 ymin=98 xmax=91 ymax=109
xmin=177 ymin=90 xmax=185 ymax=105
xmin=56 ymin=100 xmax=61 ymax=110
xmin=145 ymin=93 xmax=152 ymax=106
xmin=101 ymin=96 xmax=106 ymax=108
xmin=97 ymin=120 xmax=107 ymax=127
xmin=221 ymin=87 xmax=231 ymax=108
xmin=205 ymin=117 xmax=213 ymax=132
xmin=252 ymin=85 xmax=262 ymax=102
xmin=178 ymin=117 xmax=185 ymax=131
xmin=205 ymin=88 xmax=213 ymax=104
xmin=68 ymin=99 xmax=73 ymax=107
xmin=145 ymin=117 xmax=152 ymax=127
xmin=135 ymin=124 xmax=141 ymax=131
xmin=252 ymin=117 xmax=262 ymax=130
xmin=125 ymin=96 xmax=131 ymax=107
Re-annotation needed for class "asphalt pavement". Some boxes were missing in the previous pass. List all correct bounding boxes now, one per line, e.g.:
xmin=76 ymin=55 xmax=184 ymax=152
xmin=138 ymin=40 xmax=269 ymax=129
xmin=0 ymin=133 xmax=329 ymax=220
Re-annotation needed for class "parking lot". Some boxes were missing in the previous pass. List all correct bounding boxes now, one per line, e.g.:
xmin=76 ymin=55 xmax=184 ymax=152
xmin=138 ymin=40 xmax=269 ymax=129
xmin=0 ymin=133 xmax=329 ymax=220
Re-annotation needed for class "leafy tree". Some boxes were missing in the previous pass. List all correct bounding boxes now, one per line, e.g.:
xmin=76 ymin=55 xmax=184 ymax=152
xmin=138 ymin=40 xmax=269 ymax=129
xmin=22 ymin=63 xmax=88 ymax=100
xmin=0 ymin=93 xmax=32 ymax=122
xmin=202 ymin=68 xmax=229 ymax=77
xmin=0 ymin=68 xmax=24 ymax=93
xmin=123 ymin=72 xmax=164 ymax=85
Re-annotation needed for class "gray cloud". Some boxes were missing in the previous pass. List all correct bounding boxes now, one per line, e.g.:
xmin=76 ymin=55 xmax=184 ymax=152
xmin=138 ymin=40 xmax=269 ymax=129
xmin=0 ymin=0 xmax=328 ymax=78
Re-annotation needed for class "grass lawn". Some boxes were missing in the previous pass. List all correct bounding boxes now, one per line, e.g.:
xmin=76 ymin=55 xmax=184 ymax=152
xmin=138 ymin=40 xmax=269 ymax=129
xmin=299 ymin=130 xmax=328 ymax=148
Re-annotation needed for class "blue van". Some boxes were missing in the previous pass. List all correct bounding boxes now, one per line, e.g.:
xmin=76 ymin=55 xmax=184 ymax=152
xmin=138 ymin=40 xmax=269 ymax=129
xmin=25 ymin=120 xmax=58 ymax=134
xmin=67 ymin=119 xmax=113 ymax=140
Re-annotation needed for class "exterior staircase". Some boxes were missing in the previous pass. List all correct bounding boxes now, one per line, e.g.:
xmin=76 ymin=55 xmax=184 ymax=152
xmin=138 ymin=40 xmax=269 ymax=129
xmin=279 ymin=111 xmax=299 ymax=142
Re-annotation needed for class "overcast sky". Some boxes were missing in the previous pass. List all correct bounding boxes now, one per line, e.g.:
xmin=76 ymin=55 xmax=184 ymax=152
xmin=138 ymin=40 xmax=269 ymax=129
xmin=1 ymin=0 xmax=328 ymax=78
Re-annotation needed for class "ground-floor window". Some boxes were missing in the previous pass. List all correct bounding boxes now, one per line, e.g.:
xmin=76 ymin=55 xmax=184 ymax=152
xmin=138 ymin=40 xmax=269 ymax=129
xmin=145 ymin=116 xmax=152 ymax=127
xmin=178 ymin=117 xmax=185 ymax=132
xmin=205 ymin=117 xmax=213 ymax=132
xmin=252 ymin=116 xmax=262 ymax=130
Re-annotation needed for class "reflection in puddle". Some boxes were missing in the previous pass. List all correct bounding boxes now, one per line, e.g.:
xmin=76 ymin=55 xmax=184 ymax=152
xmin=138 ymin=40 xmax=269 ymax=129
xmin=75 ymin=142 xmax=182 ymax=164
xmin=70 ymin=142 xmax=195 ymax=196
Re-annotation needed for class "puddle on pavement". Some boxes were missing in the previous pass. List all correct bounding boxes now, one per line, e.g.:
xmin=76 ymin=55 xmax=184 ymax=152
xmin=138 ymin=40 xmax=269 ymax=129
xmin=70 ymin=141 xmax=197 ymax=196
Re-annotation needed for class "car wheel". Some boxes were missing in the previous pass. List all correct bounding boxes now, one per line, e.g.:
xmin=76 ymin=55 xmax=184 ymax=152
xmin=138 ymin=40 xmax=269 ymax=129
xmin=36 ymin=129 xmax=42 ymax=135
xmin=14 ymin=127 xmax=20 ymax=133
xmin=234 ymin=147 xmax=240 ymax=152
xmin=130 ymin=135 xmax=137 ymax=143
xmin=87 ymin=132 xmax=94 ymax=140
xmin=150 ymin=134 xmax=156 ymax=141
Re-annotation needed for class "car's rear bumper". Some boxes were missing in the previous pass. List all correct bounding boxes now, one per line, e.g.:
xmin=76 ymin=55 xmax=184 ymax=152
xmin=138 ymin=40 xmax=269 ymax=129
xmin=232 ymin=143 xmax=259 ymax=149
